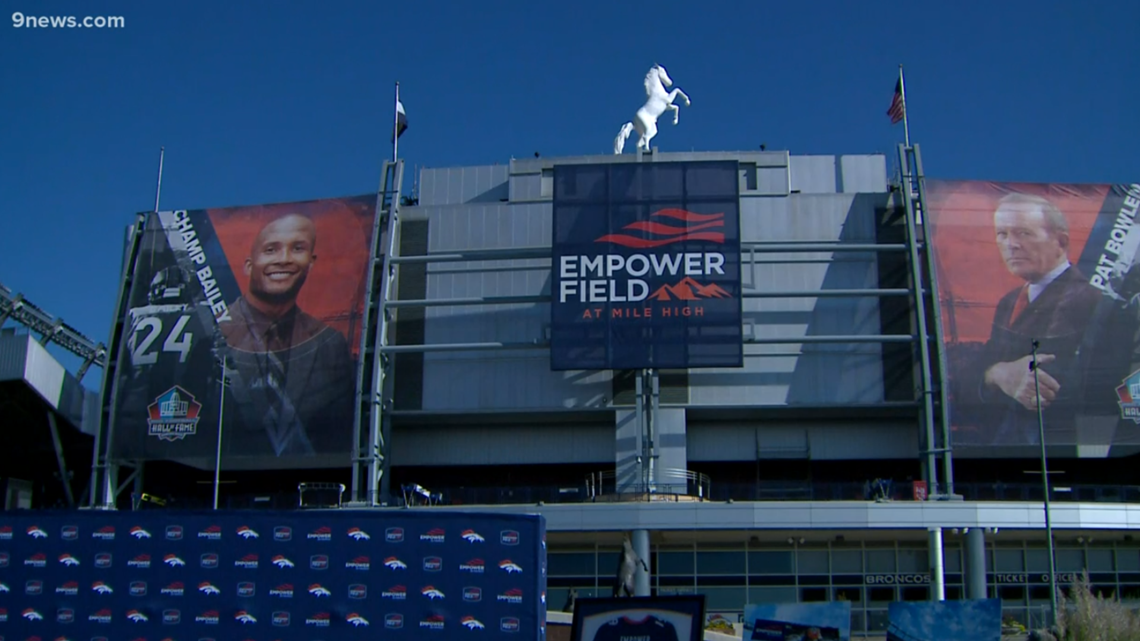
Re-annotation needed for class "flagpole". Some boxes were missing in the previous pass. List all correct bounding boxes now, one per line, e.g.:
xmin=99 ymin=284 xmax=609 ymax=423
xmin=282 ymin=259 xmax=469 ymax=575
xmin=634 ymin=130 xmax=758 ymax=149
xmin=153 ymin=146 xmax=165 ymax=212
xmin=393 ymin=82 xmax=400 ymax=163
xmin=898 ymin=64 xmax=911 ymax=148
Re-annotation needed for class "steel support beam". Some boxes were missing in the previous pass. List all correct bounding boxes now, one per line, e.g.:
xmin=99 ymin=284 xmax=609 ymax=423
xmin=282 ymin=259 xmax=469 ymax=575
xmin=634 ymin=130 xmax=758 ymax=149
xmin=899 ymin=144 xmax=941 ymax=497
xmin=45 ymin=411 xmax=75 ymax=508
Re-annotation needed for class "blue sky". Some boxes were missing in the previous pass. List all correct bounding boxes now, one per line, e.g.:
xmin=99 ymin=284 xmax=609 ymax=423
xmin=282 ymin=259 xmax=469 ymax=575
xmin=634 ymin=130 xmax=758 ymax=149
xmin=2 ymin=0 xmax=1137 ymax=384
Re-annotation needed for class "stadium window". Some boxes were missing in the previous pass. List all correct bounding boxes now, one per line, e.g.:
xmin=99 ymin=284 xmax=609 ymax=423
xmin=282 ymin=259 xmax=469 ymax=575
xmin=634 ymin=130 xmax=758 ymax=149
xmin=800 ymin=586 xmax=828 ymax=602
xmin=1055 ymin=549 xmax=1085 ymax=573
xmin=865 ymin=549 xmax=896 ymax=573
xmin=697 ymin=586 xmax=746 ymax=611
xmin=867 ymin=587 xmax=895 ymax=605
xmin=657 ymin=550 xmax=695 ymax=575
xmin=1086 ymin=548 xmax=1114 ymax=572
xmin=747 ymin=550 xmax=793 ymax=574
xmin=749 ymin=586 xmax=797 ymax=604
xmin=901 ymin=586 xmax=929 ymax=601
xmin=999 ymin=585 xmax=1027 ymax=604
xmin=696 ymin=550 xmax=745 ymax=575
xmin=547 ymin=552 xmax=596 ymax=577
xmin=994 ymin=549 xmax=1025 ymax=572
xmin=944 ymin=547 xmax=963 ymax=573
xmin=1116 ymin=546 xmax=1140 ymax=572
xmin=831 ymin=550 xmax=862 ymax=573
xmin=796 ymin=549 xmax=828 ymax=574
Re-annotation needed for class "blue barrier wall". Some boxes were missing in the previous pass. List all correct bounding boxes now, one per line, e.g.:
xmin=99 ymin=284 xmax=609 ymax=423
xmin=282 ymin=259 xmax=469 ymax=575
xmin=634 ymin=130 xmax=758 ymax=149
xmin=0 ymin=509 xmax=547 ymax=640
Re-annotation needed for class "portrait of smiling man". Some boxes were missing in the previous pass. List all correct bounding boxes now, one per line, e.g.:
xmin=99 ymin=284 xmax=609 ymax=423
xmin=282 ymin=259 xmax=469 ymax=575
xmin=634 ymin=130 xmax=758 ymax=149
xmin=219 ymin=212 xmax=354 ymax=458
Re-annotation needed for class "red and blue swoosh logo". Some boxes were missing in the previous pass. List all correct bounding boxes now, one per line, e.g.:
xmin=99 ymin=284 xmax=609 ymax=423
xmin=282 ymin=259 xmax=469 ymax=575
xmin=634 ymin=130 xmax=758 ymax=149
xmin=595 ymin=209 xmax=724 ymax=248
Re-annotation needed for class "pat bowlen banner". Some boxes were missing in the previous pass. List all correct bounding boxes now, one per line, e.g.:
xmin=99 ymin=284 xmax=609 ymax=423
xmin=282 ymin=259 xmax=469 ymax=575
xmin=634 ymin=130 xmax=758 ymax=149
xmin=550 ymin=161 xmax=743 ymax=370
xmin=926 ymin=180 xmax=1140 ymax=449
xmin=109 ymin=196 xmax=377 ymax=470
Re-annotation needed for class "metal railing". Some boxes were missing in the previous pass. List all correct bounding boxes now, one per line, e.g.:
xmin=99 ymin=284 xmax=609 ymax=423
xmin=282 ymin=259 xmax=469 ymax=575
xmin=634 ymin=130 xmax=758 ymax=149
xmin=585 ymin=468 xmax=711 ymax=501
xmin=109 ymin=480 xmax=1140 ymax=511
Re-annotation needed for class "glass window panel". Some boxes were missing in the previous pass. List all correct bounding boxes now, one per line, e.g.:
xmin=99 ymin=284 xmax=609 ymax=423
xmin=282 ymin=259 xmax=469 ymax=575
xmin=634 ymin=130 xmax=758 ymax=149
xmin=697 ymin=586 xmax=747 ymax=611
xmin=850 ymin=610 xmax=866 ymax=634
xmin=833 ymin=587 xmax=862 ymax=604
xmin=697 ymin=551 xmax=746 ymax=575
xmin=747 ymin=551 xmax=793 ymax=575
xmin=1118 ymin=548 xmax=1140 ymax=572
xmin=1119 ymin=584 xmax=1140 ymax=601
xmin=1000 ymin=585 xmax=1027 ymax=604
xmin=946 ymin=585 xmax=963 ymax=600
xmin=1056 ymin=549 xmax=1084 ymax=573
xmin=902 ymin=586 xmax=929 ymax=601
xmin=1026 ymin=548 xmax=1052 ymax=572
xmin=944 ymin=547 xmax=963 ymax=573
xmin=995 ymin=549 xmax=1025 ymax=572
xmin=1087 ymin=549 xmax=1114 ymax=572
xmin=867 ymin=609 xmax=890 ymax=632
xmin=832 ymin=550 xmax=862 ymax=573
xmin=548 ymin=588 xmax=569 ymax=612
xmin=868 ymin=587 xmax=895 ymax=604
xmin=547 ymin=552 xmax=596 ymax=577
xmin=658 ymin=551 xmax=694 ymax=575
xmin=749 ymin=586 xmax=797 ymax=604
xmin=898 ymin=549 xmax=926 ymax=573
xmin=797 ymin=550 xmax=829 ymax=574
xmin=800 ymin=587 xmax=828 ymax=602
xmin=866 ymin=550 xmax=896 ymax=573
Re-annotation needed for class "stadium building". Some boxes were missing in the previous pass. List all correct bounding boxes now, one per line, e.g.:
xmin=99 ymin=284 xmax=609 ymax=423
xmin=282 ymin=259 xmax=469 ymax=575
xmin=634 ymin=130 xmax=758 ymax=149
xmin=6 ymin=146 xmax=1140 ymax=637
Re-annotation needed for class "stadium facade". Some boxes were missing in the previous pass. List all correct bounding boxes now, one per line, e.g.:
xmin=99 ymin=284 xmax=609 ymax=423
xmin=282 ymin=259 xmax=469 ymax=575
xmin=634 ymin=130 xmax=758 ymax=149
xmin=54 ymin=146 xmax=1140 ymax=635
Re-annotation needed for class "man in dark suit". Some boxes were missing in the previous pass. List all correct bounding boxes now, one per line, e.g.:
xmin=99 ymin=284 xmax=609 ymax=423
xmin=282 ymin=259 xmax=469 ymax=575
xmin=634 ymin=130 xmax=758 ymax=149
xmin=964 ymin=193 xmax=1103 ymax=445
xmin=218 ymin=213 xmax=354 ymax=457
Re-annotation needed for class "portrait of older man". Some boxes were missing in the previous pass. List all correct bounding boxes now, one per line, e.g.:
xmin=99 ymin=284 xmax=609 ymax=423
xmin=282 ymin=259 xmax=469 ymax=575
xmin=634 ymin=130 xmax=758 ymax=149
xmin=219 ymin=212 xmax=354 ymax=457
xmin=960 ymin=192 xmax=1104 ymax=445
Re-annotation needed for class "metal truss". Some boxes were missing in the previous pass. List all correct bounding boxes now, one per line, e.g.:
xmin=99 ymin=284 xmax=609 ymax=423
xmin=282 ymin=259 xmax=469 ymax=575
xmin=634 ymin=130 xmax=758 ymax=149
xmin=0 ymin=281 xmax=106 ymax=382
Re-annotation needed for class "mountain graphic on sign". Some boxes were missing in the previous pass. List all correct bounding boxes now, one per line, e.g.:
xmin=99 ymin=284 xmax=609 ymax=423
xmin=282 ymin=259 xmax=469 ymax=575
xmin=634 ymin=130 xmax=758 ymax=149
xmin=648 ymin=278 xmax=731 ymax=301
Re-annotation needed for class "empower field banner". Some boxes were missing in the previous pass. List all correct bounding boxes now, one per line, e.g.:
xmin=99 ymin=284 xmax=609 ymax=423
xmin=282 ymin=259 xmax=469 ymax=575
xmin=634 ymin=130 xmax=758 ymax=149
xmin=109 ymin=196 xmax=376 ymax=469
xmin=926 ymin=181 xmax=1140 ymax=448
xmin=551 ymin=161 xmax=743 ymax=370
xmin=0 ymin=510 xmax=546 ymax=640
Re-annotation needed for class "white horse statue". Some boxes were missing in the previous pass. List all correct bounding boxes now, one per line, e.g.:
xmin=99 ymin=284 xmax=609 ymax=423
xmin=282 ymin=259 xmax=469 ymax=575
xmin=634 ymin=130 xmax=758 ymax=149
xmin=614 ymin=64 xmax=691 ymax=155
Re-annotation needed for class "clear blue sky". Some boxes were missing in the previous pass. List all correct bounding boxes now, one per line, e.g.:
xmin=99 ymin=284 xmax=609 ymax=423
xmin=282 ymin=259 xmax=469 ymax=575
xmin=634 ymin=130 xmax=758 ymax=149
xmin=2 ymin=0 xmax=1137 ymax=384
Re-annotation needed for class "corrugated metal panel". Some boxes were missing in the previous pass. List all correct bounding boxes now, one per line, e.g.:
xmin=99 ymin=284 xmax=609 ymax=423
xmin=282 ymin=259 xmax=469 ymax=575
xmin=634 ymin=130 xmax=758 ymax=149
xmin=691 ymin=193 xmax=885 ymax=406
xmin=418 ymin=165 xmax=509 ymax=206
xmin=410 ymin=153 xmax=895 ymax=413
xmin=687 ymin=421 xmax=915 ymax=461
xmin=809 ymin=423 xmax=917 ymax=460
xmin=789 ymin=156 xmax=837 ymax=194
xmin=391 ymin=423 xmax=613 ymax=465
xmin=0 ymin=333 xmax=29 ymax=382
xmin=23 ymin=337 xmax=64 ymax=407
xmin=840 ymin=155 xmax=889 ymax=193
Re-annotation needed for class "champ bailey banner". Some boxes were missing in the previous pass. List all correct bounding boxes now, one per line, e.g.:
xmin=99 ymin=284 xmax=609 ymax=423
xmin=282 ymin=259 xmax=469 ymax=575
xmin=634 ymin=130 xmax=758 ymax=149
xmin=926 ymin=180 xmax=1140 ymax=449
xmin=109 ymin=196 xmax=376 ymax=470
xmin=550 ymin=161 xmax=743 ymax=371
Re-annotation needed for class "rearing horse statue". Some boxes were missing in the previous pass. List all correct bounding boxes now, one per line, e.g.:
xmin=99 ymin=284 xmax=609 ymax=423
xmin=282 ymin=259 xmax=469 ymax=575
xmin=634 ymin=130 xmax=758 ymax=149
xmin=614 ymin=64 xmax=691 ymax=155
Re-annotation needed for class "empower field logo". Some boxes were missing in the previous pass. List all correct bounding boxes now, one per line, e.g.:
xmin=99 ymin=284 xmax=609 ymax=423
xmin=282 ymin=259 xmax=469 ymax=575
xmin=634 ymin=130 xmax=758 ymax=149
xmin=551 ymin=160 xmax=743 ymax=370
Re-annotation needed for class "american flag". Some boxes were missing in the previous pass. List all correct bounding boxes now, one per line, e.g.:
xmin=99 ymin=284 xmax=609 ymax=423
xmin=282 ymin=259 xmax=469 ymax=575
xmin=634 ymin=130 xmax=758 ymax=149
xmin=887 ymin=78 xmax=906 ymax=124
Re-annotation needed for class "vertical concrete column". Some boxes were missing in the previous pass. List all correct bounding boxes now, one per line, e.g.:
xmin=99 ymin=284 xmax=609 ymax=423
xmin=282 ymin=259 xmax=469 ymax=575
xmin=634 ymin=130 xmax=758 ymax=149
xmin=632 ymin=529 xmax=651 ymax=597
xmin=965 ymin=527 xmax=988 ymax=600
xmin=928 ymin=527 xmax=945 ymax=600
